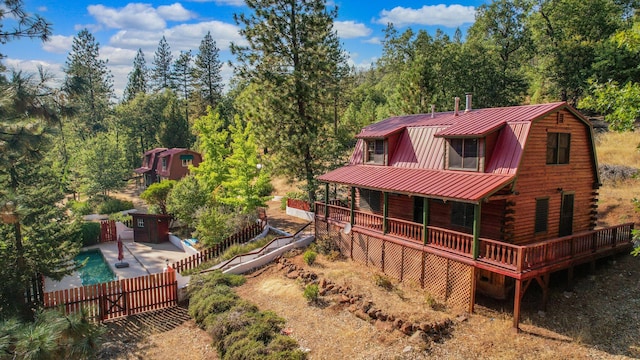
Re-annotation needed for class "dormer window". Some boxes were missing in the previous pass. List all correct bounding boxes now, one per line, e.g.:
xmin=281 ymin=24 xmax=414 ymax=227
xmin=161 ymin=158 xmax=167 ymax=171
xmin=366 ymin=139 xmax=385 ymax=165
xmin=448 ymin=138 xmax=478 ymax=170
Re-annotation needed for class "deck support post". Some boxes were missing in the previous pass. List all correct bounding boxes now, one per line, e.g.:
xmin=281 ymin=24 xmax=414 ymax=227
xmin=469 ymin=267 xmax=477 ymax=314
xmin=513 ymin=278 xmax=523 ymax=331
xmin=423 ymin=197 xmax=429 ymax=245
xmin=535 ymin=274 xmax=550 ymax=311
xmin=324 ymin=183 xmax=329 ymax=219
xmin=472 ymin=203 xmax=481 ymax=259
xmin=383 ymin=192 xmax=389 ymax=234
xmin=350 ymin=187 xmax=355 ymax=226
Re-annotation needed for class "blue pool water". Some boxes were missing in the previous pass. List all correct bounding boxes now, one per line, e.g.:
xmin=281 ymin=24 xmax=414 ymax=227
xmin=75 ymin=249 xmax=116 ymax=286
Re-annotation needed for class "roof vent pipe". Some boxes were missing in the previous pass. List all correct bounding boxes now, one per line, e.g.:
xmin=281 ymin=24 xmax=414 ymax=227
xmin=431 ymin=104 xmax=435 ymax=118
xmin=454 ymin=97 xmax=460 ymax=116
xmin=465 ymin=93 xmax=472 ymax=113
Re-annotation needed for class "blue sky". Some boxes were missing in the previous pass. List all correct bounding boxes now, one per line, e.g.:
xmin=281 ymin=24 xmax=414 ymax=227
xmin=5 ymin=0 xmax=487 ymax=98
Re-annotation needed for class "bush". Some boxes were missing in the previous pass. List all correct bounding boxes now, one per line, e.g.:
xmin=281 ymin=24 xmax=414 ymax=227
xmin=302 ymin=250 xmax=317 ymax=265
xmin=303 ymin=284 xmax=319 ymax=302
xmin=80 ymin=222 xmax=101 ymax=246
xmin=68 ymin=200 xmax=93 ymax=216
xmin=373 ymin=273 xmax=394 ymax=291
xmin=96 ymin=198 xmax=134 ymax=214
xmin=188 ymin=271 xmax=305 ymax=359
xmin=280 ymin=191 xmax=307 ymax=210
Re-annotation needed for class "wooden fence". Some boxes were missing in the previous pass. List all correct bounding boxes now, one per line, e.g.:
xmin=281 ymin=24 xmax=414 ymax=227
xmin=287 ymin=198 xmax=311 ymax=212
xmin=171 ymin=222 xmax=264 ymax=273
xmin=100 ymin=220 xmax=117 ymax=242
xmin=43 ymin=271 xmax=177 ymax=322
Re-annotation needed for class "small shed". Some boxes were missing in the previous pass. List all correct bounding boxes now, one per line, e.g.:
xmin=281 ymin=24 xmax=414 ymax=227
xmin=131 ymin=213 xmax=172 ymax=243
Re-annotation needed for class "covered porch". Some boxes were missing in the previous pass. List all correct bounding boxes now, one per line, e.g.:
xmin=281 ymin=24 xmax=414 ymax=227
xmin=315 ymin=195 xmax=634 ymax=329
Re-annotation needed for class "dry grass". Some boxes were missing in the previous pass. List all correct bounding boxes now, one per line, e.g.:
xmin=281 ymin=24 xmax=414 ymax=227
xmin=270 ymin=175 xmax=304 ymax=196
xmin=595 ymin=131 xmax=640 ymax=168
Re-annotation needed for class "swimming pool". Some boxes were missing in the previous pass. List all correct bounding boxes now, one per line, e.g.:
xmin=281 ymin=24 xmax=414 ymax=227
xmin=75 ymin=249 xmax=116 ymax=286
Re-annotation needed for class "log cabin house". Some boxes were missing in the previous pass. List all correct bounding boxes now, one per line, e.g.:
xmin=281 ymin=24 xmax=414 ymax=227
xmin=134 ymin=148 xmax=202 ymax=187
xmin=315 ymin=96 xmax=633 ymax=329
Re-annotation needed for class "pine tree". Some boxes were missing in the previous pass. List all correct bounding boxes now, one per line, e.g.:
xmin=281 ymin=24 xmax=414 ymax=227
xmin=172 ymin=51 xmax=193 ymax=124
xmin=152 ymin=36 xmax=174 ymax=92
xmin=194 ymin=31 xmax=223 ymax=111
xmin=0 ymin=0 xmax=52 ymax=61
xmin=157 ymin=90 xmax=193 ymax=148
xmin=232 ymin=0 xmax=347 ymax=203
xmin=123 ymin=48 xmax=148 ymax=102
xmin=63 ymin=28 xmax=113 ymax=138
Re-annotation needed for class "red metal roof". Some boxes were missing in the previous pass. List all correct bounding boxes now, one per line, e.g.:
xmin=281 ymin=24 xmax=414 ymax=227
xmin=355 ymin=112 xmax=455 ymax=139
xmin=390 ymin=126 xmax=447 ymax=169
xmin=134 ymin=147 xmax=168 ymax=173
xmin=485 ymin=122 xmax=531 ymax=175
xmin=434 ymin=102 xmax=565 ymax=138
xmin=318 ymin=166 xmax=513 ymax=202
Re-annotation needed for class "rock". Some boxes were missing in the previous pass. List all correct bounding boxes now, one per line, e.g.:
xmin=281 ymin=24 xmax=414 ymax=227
xmin=563 ymin=291 xmax=573 ymax=299
xmin=419 ymin=322 xmax=432 ymax=332
xmin=340 ymin=295 xmax=350 ymax=303
xmin=400 ymin=322 xmax=414 ymax=335
xmin=375 ymin=319 xmax=393 ymax=332
xmin=537 ymin=310 xmax=546 ymax=318
xmin=349 ymin=297 xmax=356 ymax=304
xmin=362 ymin=300 xmax=373 ymax=312
xmin=319 ymin=278 xmax=327 ymax=288
xmin=319 ymin=289 xmax=326 ymax=296
xmin=377 ymin=312 xmax=387 ymax=321
xmin=367 ymin=308 xmax=378 ymax=319
xmin=355 ymin=310 xmax=369 ymax=321
xmin=403 ymin=346 xmax=413 ymax=353
xmin=393 ymin=318 xmax=403 ymax=329
xmin=348 ymin=304 xmax=358 ymax=313
xmin=409 ymin=330 xmax=427 ymax=343
xmin=387 ymin=314 xmax=395 ymax=322
xmin=455 ymin=314 xmax=468 ymax=322
xmin=286 ymin=271 xmax=300 ymax=279
xmin=325 ymin=284 xmax=334 ymax=291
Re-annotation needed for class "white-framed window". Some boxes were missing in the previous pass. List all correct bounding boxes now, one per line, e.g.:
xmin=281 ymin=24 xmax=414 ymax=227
xmin=161 ymin=158 xmax=167 ymax=170
xmin=181 ymin=158 xmax=192 ymax=167
xmin=137 ymin=218 xmax=144 ymax=228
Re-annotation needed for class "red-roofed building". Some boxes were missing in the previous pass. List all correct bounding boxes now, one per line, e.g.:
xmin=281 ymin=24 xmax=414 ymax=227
xmin=315 ymin=97 xmax=633 ymax=330
xmin=134 ymin=148 xmax=202 ymax=187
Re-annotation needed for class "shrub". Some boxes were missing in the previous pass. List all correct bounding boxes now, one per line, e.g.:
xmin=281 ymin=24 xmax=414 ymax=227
xmin=96 ymin=198 xmax=134 ymax=214
xmin=302 ymin=250 xmax=317 ymax=265
xmin=315 ymin=235 xmax=341 ymax=256
xmin=373 ymin=273 xmax=394 ymax=291
xmin=80 ymin=222 xmax=101 ymax=246
xmin=303 ymin=284 xmax=319 ymax=302
xmin=108 ymin=212 xmax=132 ymax=223
xmin=280 ymin=191 xmax=307 ymax=210
xmin=68 ymin=200 xmax=93 ymax=216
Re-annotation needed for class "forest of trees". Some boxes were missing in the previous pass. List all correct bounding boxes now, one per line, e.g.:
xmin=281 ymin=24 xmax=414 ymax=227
xmin=2 ymin=0 xmax=640 ymax=344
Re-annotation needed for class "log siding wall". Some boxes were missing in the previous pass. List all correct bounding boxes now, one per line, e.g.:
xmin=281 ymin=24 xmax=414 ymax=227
xmin=509 ymin=109 xmax=597 ymax=245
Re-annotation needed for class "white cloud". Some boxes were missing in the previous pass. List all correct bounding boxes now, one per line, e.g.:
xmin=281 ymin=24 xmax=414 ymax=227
xmin=157 ymin=3 xmax=197 ymax=21
xmin=87 ymin=3 xmax=196 ymax=31
xmin=37 ymin=6 xmax=48 ymax=12
xmin=363 ymin=37 xmax=381 ymax=45
xmin=3 ymin=58 xmax=65 ymax=86
xmin=376 ymin=4 xmax=476 ymax=28
xmin=100 ymin=46 xmax=138 ymax=66
xmin=42 ymin=35 xmax=74 ymax=54
xmin=334 ymin=21 xmax=371 ymax=39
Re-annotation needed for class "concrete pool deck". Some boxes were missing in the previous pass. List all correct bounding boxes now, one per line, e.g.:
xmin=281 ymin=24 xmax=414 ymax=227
xmin=44 ymin=237 xmax=192 ymax=292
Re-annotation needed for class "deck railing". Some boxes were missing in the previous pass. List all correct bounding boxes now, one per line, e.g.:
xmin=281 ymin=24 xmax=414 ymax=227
xmin=316 ymin=201 xmax=634 ymax=274
xmin=388 ymin=218 xmax=423 ymax=243
xmin=428 ymin=226 xmax=473 ymax=256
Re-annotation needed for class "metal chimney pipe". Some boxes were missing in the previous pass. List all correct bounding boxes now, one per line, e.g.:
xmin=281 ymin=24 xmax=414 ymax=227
xmin=454 ymin=97 xmax=460 ymax=116
xmin=465 ymin=93 xmax=472 ymax=113
xmin=431 ymin=104 xmax=435 ymax=118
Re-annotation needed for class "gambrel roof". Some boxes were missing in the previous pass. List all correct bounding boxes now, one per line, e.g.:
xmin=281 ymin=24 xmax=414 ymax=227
xmin=321 ymin=102 xmax=593 ymax=203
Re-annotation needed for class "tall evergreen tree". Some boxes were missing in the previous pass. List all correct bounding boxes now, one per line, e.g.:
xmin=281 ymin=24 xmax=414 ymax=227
xmin=0 ymin=71 xmax=80 ymax=320
xmin=152 ymin=36 xmax=173 ymax=92
xmin=63 ymin=29 xmax=113 ymax=138
xmin=232 ymin=0 xmax=347 ymax=203
xmin=173 ymin=51 xmax=193 ymax=124
xmin=123 ymin=48 xmax=148 ymax=102
xmin=194 ymin=31 xmax=223 ymax=111
xmin=0 ymin=0 xmax=52 ymax=61
xmin=157 ymin=90 xmax=193 ymax=148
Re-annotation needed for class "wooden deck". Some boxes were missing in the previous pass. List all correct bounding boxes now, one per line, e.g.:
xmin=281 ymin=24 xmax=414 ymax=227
xmin=315 ymin=202 xmax=634 ymax=280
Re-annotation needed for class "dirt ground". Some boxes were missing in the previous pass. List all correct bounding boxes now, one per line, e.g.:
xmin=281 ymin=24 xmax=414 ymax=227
xmin=99 ymin=178 xmax=640 ymax=360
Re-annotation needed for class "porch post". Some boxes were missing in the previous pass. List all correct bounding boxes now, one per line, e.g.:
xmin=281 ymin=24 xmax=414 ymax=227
xmin=350 ymin=187 xmax=355 ymax=225
xmin=383 ymin=192 xmax=389 ymax=234
xmin=423 ymin=197 xmax=429 ymax=245
xmin=513 ymin=278 xmax=522 ymax=331
xmin=472 ymin=203 xmax=481 ymax=259
xmin=324 ymin=182 xmax=329 ymax=219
